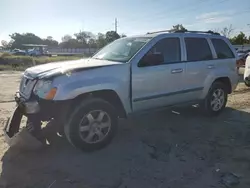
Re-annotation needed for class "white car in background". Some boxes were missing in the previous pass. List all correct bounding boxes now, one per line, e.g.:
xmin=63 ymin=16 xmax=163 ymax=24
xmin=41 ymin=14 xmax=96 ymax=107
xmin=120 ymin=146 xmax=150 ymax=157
xmin=244 ymin=56 xmax=250 ymax=87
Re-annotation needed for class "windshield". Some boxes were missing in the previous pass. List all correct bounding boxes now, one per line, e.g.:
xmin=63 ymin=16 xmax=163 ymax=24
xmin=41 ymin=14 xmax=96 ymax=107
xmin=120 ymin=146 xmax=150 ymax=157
xmin=92 ymin=37 xmax=152 ymax=62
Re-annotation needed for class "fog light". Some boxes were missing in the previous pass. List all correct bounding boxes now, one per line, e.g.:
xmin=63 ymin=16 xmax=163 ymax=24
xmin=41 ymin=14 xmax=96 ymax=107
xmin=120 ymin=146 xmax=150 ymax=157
xmin=25 ymin=101 xmax=40 ymax=114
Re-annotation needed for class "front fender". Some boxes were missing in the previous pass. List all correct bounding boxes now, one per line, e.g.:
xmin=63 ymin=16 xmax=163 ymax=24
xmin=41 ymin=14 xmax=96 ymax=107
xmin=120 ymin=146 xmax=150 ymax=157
xmin=52 ymin=65 xmax=131 ymax=114
xmin=55 ymin=77 xmax=120 ymax=99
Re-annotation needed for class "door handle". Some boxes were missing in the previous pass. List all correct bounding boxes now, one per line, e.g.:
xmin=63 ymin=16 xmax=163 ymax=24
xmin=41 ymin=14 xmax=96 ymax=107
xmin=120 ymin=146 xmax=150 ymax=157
xmin=171 ymin=68 xmax=183 ymax=74
xmin=207 ymin=65 xmax=215 ymax=69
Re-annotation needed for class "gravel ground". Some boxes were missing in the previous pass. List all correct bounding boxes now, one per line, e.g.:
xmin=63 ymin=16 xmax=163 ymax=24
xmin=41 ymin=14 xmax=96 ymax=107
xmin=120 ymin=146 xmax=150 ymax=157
xmin=0 ymin=70 xmax=250 ymax=188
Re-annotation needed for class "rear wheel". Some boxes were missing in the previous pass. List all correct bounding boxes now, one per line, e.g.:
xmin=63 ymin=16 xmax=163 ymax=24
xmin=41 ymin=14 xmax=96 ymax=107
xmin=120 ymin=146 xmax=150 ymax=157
xmin=64 ymin=98 xmax=118 ymax=151
xmin=201 ymin=82 xmax=228 ymax=116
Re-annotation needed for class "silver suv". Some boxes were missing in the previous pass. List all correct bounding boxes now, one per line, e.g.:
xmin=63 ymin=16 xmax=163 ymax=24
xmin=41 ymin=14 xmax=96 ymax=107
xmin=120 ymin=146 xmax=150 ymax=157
xmin=5 ymin=30 xmax=238 ymax=151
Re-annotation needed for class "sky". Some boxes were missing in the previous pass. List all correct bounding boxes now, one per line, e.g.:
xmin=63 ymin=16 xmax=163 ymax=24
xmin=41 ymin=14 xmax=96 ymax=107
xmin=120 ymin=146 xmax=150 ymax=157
xmin=1 ymin=0 xmax=250 ymax=42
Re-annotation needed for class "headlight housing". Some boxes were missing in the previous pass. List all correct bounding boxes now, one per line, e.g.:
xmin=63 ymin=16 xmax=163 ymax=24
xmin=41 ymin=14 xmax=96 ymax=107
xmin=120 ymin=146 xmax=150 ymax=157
xmin=33 ymin=80 xmax=57 ymax=100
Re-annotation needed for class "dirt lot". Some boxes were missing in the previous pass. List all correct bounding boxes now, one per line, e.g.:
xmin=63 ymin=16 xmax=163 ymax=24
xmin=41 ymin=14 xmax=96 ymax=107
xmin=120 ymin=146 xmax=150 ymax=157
xmin=0 ymin=70 xmax=250 ymax=188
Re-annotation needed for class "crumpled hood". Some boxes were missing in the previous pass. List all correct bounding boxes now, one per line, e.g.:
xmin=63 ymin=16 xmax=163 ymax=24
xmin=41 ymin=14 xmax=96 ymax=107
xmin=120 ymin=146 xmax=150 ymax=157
xmin=24 ymin=58 xmax=121 ymax=79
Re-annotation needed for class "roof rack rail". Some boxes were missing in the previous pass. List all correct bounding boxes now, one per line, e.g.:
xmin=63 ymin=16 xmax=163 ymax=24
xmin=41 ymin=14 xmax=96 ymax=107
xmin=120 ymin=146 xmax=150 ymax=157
xmin=146 ymin=30 xmax=220 ymax=35
xmin=146 ymin=29 xmax=175 ymax=34
xmin=174 ymin=30 xmax=220 ymax=35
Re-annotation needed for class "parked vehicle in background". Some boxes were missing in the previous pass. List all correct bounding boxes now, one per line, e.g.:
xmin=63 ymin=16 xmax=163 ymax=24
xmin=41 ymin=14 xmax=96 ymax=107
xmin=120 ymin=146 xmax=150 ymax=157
xmin=237 ymin=50 xmax=246 ymax=58
xmin=236 ymin=51 xmax=250 ymax=68
xmin=4 ymin=30 xmax=239 ymax=151
xmin=11 ymin=49 xmax=26 ymax=55
xmin=23 ymin=44 xmax=49 ymax=57
xmin=27 ymin=47 xmax=49 ymax=56
xmin=244 ymin=56 xmax=250 ymax=87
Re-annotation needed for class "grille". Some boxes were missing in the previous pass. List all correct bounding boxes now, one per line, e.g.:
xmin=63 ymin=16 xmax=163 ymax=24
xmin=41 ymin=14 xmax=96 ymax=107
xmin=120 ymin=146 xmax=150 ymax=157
xmin=19 ymin=75 xmax=36 ymax=99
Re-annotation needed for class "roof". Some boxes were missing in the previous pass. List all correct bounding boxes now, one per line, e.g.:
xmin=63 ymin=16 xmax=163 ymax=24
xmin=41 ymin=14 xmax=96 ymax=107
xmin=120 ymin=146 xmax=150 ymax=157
xmin=143 ymin=30 xmax=221 ymax=38
xmin=22 ymin=44 xmax=48 ymax=47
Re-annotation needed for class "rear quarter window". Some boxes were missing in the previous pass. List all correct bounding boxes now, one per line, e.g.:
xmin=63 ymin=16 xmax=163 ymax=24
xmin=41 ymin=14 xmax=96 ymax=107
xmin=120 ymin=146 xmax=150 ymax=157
xmin=211 ymin=38 xmax=235 ymax=59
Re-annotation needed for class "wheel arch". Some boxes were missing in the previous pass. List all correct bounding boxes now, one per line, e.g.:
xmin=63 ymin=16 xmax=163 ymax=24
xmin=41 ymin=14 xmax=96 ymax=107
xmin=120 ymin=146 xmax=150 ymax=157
xmin=202 ymin=73 xmax=234 ymax=99
xmin=213 ymin=77 xmax=232 ymax=94
xmin=70 ymin=89 xmax=127 ymax=118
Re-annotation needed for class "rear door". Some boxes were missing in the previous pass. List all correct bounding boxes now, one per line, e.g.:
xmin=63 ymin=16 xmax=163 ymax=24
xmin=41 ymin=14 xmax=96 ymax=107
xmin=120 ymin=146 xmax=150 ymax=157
xmin=183 ymin=37 xmax=214 ymax=100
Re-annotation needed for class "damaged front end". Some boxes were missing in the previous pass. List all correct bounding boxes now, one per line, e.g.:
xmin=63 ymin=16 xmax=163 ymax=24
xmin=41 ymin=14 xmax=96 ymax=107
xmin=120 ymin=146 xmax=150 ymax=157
xmin=3 ymin=71 xmax=48 ymax=147
xmin=3 ymin=73 xmax=70 ymax=148
xmin=4 ymin=92 xmax=42 ymax=148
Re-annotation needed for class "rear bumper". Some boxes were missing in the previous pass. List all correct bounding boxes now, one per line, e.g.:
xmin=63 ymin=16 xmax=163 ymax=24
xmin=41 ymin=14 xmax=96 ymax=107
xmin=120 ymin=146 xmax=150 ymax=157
xmin=230 ymin=73 xmax=239 ymax=92
xmin=232 ymin=82 xmax=238 ymax=92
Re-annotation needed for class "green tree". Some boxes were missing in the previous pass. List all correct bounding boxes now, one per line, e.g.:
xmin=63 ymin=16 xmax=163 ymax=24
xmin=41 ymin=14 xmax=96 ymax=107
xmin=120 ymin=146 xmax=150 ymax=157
xmin=105 ymin=31 xmax=120 ymax=44
xmin=220 ymin=24 xmax=234 ymax=38
xmin=46 ymin=36 xmax=53 ymax=41
xmin=61 ymin=34 xmax=73 ymax=42
xmin=88 ymin=38 xmax=97 ymax=48
xmin=59 ymin=39 xmax=82 ymax=48
xmin=96 ymin=33 xmax=106 ymax=48
xmin=120 ymin=34 xmax=127 ymax=38
xmin=43 ymin=36 xmax=58 ymax=47
xmin=74 ymin=31 xmax=94 ymax=48
xmin=230 ymin=32 xmax=248 ymax=45
xmin=172 ymin=24 xmax=187 ymax=32
xmin=9 ymin=33 xmax=43 ymax=49
xmin=1 ymin=40 xmax=12 ymax=49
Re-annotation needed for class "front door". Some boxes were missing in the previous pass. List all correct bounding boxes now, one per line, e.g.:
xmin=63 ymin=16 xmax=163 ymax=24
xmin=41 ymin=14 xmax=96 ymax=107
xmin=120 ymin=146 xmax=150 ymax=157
xmin=131 ymin=37 xmax=186 ymax=112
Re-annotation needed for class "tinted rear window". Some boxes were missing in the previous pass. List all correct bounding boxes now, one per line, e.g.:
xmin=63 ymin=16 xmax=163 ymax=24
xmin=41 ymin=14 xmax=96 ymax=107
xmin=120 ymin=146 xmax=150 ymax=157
xmin=211 ymin=39 xmax=235 ymax=59
xmin=185 ymin=38 xmax=213 ymax=61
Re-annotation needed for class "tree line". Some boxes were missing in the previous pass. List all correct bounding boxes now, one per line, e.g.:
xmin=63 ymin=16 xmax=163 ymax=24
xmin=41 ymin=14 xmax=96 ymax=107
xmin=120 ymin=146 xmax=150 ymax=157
xmin=1 ymin=24 xmax=250 ymax=50
xmin=213 ymin=24 xmax=250 ymax=45
xmin=1 ymin=30 xmax=126 ymax=50
xmin=172 ymin=24 xmax=250 ymax=45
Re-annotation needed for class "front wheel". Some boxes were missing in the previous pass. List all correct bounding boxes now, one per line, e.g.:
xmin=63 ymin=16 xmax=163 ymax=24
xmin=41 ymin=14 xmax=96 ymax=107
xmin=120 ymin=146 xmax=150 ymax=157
xmin=64 ymin=98 xmax=118 ymax=151
xmin=201 ymin=82 xmax=228 ymax=116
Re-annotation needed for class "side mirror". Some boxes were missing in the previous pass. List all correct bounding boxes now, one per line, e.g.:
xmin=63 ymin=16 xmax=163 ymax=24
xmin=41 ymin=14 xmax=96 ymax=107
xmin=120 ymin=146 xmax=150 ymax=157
xmin=139 ymin=53 xmax=164 ymax=67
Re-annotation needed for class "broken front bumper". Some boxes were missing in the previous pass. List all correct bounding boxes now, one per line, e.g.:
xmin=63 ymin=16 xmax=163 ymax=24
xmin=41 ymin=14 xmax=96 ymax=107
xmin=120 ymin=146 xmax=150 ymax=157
xmin=4 ymin=92 xmax=71 ymax=147
xmin=4 ymin=107 xmax=43 ymax=149
xmin=4 ymin=106 xmax=23 ymax=146
xmin=3 ymin=93 xmax=40 ymax=146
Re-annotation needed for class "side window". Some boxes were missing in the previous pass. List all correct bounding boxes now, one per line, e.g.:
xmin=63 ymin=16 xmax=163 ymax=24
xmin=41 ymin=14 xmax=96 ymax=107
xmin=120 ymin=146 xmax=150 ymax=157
xmin=139 ymin=38 xmax=181 ymax=67
xmin=185 ymin=38 xmax=213 ymax=61
xmin=211 ymin=38 xmax=235 ymax=59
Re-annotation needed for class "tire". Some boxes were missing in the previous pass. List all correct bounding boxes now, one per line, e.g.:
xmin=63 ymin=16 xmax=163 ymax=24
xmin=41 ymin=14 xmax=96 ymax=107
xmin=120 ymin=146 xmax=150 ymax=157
xmin=64 ymin=98 xmax=118 ymax=151
xmin=245 ymin=80 xmax=250 ymax=87
xmin=201 ymin=81 xmax=228 ymax=116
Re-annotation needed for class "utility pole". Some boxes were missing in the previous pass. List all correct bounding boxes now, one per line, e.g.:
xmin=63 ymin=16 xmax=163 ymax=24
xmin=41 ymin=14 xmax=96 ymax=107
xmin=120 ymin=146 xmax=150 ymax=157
xmin=115 ymin=18 xmax=118 ymax=33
